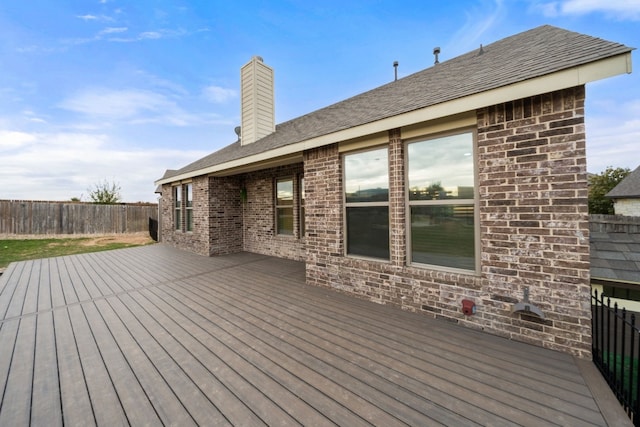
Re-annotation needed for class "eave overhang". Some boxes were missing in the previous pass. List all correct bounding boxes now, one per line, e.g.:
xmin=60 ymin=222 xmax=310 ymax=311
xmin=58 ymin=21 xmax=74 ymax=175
xmin=155 ymin=52 xmax=632 ymax=186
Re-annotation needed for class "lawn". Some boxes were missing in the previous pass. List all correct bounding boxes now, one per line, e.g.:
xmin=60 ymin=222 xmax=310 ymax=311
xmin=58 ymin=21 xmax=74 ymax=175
xmin=0 ymin=235 xmax=155 ymax=269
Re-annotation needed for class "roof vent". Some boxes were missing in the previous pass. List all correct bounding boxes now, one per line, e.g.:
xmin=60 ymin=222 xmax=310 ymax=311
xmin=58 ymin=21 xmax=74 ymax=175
xmin=234 ymin=126 xmax=241 ymax=141
xmin=478 ymin=44 xmax=484 ymax=56
xmin=433 ymin=47 xmax=440 ymax=65
xmin=393 ymin=61 xmax=398 ymax=81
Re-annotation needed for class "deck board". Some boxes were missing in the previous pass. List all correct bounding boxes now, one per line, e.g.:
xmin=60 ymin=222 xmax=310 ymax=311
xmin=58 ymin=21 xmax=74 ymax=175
xmin=3 ymin=260 xmax=33 ymax=319
xmin=67 ymin=304 xmax=129 ymax=426
xmin=163 ymin=280 xmax=473 ymax=426
xmin=116 ymin=293 xmax=231 ymax=426
xmin=53 ymin=308 xmax=96 ymax=427
xmin=213 ymin=267 xmax=600 ymax=415
xmin=0 ymin=320 xmax=20 ymax=413
xmin=0 ymin=316 xmax=36 ymax=426
xmin=180 ymin=271 xmax=547 ymax=425
xmin=31 ymin=311 xmax=62 ymax=427
xmin=0 ymin=244 xmax=629 ymax=426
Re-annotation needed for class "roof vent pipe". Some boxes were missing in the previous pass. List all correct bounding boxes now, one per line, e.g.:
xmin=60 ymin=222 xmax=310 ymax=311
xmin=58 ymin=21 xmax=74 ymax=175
xmin=393 ymin=61 xmax=398 ymax=81
xmin=433 ymin=47 xmax=440 ymax=65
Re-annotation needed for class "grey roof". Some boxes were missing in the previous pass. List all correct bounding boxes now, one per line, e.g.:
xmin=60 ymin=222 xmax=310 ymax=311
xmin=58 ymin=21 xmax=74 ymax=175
xmin=162 ymin=25 xmax=632 ymax=182
xmin=606 ymin=166 xmax=640 ymax=199
xmin=591 ymin=230 xmax=640 ymax=285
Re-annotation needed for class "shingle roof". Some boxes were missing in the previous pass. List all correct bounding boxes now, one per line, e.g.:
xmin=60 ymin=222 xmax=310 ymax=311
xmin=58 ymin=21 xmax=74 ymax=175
xmin=161 ymin=25 xmax=632 ymax=182
xmin=591 ymin=230 xmax=640 ymax=285
xmin=607 ymin=166 xmax=640 ymax=199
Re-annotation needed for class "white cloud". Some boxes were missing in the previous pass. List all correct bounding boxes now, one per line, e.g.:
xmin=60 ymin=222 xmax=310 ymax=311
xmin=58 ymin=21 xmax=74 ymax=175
xmin=0 ymin=129 xmax=208 ymax=202
xmin=203 ymin=86 xmax=237 ymax=103
xmin=535 ymin=0 xmax=640 ymax=20
xmin=106 ymin=28 xmax=188 ymax=43
xmin=444 ymin=0 xmax=506 ymax=55
xmin=59 ymin=88 xmax=173 ymax=120
xmin=0 ymin=130 xmax=36 ymax=151
xmin=57 ymin=87 xmax=232 ymax=128
xmin=99 ymin=27 xmax=128 ymax=35
xmin=75 ymin=13 xmax=114 ymax=23
xmin=586 ymin=99 xmax=640 ymax=172
xmin=139 ymin=31 xmax=162 ymax=40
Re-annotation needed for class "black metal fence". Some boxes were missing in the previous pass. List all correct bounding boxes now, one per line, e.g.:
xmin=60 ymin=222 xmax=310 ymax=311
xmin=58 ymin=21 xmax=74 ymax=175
xmin=149 ymin=217 xmax=158 ymax=242
xmin=592 ymin=290 xmax=640 ymax=425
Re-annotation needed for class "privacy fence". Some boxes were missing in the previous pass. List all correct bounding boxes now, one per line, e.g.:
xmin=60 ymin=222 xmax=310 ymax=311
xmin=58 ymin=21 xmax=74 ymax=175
xmin=0 ymin=200 xmax=158 ymax=235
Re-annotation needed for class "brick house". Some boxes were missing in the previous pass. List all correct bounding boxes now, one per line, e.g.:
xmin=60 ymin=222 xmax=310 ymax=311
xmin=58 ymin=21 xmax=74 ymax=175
xmin=155 ymin=25 xmax=633 ymax=358
xmin=607 ymin=165 xmax=640 ymax=216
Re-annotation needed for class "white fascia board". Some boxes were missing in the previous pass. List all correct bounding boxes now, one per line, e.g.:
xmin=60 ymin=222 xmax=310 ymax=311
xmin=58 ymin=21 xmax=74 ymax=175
xmin=155 ymin=53 xmax=632 ymax=186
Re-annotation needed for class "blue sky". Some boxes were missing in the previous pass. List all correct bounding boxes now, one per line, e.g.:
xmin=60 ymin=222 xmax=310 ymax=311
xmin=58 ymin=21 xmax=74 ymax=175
xmin=0 ymin=0 xmax=638 ymax=202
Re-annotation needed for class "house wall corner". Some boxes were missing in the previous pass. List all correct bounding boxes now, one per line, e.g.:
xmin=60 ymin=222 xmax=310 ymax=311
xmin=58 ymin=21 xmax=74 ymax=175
xmin=304 ymin=85 xmax=592 ymax=358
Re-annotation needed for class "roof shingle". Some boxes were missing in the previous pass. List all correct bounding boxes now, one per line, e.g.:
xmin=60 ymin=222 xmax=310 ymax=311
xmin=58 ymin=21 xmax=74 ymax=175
xmin=161 ymin=25 xmax=632 ymax=181
xmin=607 ymin=166 xmax=640 ymax=199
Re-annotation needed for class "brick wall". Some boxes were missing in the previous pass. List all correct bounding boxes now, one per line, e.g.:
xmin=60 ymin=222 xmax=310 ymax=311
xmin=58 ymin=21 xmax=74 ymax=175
xmin=477 ymin=86 xmax=591 ymax=356
xmin=209 ymin=176 xmax=243 ymax=255
xmin=242 ymin=163 xmax=306 ymax=261
xmin=305 ymin=86 xmax=592 ymax=357
xmin=305 ymin=145 xmax=344 ymax=287
xmin=160 ymin=175 xmax=210 ymax=256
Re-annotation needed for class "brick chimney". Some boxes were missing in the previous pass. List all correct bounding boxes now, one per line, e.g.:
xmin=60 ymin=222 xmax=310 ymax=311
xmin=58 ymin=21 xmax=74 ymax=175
xmin=240 ymin=56 xmax=275 ymax=145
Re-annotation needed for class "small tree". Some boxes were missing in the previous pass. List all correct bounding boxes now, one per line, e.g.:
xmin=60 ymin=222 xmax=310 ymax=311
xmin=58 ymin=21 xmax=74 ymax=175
xmin=588 ymin=166 xmax=630 ymax=214
xmin=88 ymin=180 xmax=122 ymax=204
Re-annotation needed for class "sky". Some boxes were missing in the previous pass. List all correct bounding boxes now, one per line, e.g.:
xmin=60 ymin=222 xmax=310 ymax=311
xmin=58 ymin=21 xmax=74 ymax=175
xmin=0 ymin=0 xmax=638 ymax=202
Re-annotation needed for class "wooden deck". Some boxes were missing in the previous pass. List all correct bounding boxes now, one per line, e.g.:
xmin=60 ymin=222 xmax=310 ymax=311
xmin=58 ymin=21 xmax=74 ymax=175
xmin=0 ymin=244 xmax=629 ymax=426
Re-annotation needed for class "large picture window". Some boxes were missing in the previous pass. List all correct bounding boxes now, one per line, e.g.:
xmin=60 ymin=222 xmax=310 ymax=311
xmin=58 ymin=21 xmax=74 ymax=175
xmin=344 ymin=147 xmax=389 ymax=260
xmin=276 ymin=178 xmax=294 ymax=235
xmin=407 ymin=132 xmax=476 ymax=270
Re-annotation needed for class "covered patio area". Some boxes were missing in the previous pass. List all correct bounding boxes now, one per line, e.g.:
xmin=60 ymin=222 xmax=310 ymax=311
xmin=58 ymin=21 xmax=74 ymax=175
xmin=0 ymin=245 xmax=629 ymax=426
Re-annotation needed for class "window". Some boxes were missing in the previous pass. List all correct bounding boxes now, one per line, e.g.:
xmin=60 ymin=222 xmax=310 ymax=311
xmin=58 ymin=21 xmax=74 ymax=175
xmin=603 ymin=285 xmax=640 ymax=302
xmin=344 ymin=147 xmax=389 ymax=260
xmin=299 ymin=177 xmax=305 ymax=237
xmin=276 ymin=178 xmax=294 ymax=235
xmin=407 ymin=132 xmax=476 ymax=270
xmin=174 ymin=186 xmax=182 ymax=230
xmin=185 ymin=183 xmax=193 ymax=232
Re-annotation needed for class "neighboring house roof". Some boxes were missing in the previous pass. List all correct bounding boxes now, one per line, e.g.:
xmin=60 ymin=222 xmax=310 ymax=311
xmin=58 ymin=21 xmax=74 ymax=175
xmin=156 ymin=25 xmax=633 ymax=185
xmin=591 ymin=229 xmax=640 ymax=285
xmin=606 ymin=165 xmax=640 ymax=199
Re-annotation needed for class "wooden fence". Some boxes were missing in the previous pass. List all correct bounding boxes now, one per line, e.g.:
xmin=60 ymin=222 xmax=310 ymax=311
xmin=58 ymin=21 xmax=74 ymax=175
xmin=0 ymin=200 xmax=158 ymax=235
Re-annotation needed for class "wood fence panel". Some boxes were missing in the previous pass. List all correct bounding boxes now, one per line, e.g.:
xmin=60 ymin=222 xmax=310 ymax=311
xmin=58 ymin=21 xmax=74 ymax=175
xmin=0 ymin=200 xmax=158 ymax=235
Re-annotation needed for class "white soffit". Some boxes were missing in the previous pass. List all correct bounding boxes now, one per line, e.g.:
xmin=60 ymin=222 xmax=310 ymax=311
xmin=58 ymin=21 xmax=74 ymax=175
xmin=155 ymin=53 xmax=632 ymax=186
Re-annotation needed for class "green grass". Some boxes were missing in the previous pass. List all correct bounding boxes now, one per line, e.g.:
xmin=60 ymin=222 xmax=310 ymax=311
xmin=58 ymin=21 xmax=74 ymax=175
xmin=0 ymin=237 xmax=153 ymax=269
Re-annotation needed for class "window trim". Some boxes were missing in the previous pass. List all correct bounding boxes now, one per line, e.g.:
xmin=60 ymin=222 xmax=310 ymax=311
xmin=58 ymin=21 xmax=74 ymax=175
xmin=174 ymin=185 xmax=182 ymax=231
xmin=185 ymin=183 xmax=193 ymax=232
xmin=342 ymin=145 xmax=391 ymax=262
xmin=299 ymin=175 xmax=305 ymax=238
xmin=405 ymin=128 xmax=480 ymax=274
